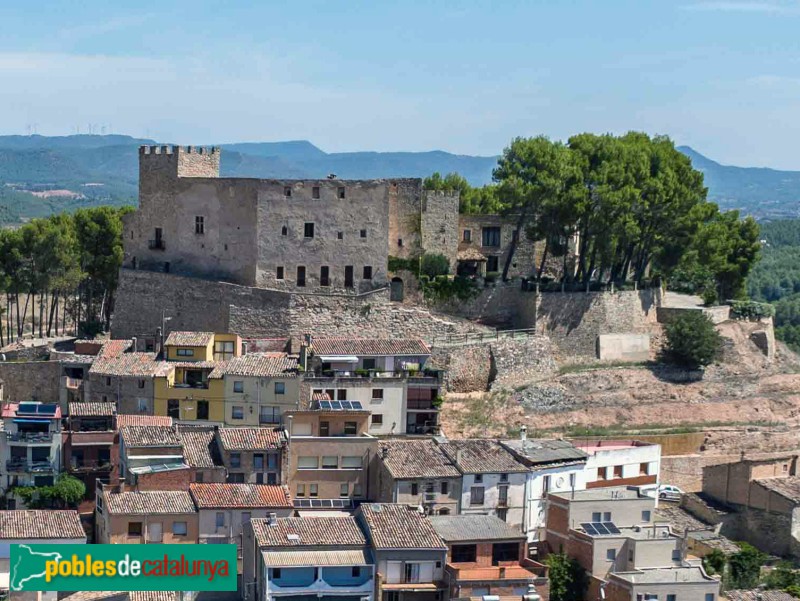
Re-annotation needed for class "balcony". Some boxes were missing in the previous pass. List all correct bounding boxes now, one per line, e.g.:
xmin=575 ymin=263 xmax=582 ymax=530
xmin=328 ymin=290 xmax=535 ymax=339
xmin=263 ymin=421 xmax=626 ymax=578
xmin=148 ymin=239 xmax=166 ymax=250
xmin=446 ymin=563 xmax=539 ymax=583
xmin=406 ymin=423 xmax=440 ymax=435
xmin=406 ymin=399 xmax=442 ymax=411
xmin=6 ymin=431 xmax=54 ymax=443
xmin=69 ymin=459 xmax=113 ymax=472
xmin=6 ymin=459 xmax=56 ymax=473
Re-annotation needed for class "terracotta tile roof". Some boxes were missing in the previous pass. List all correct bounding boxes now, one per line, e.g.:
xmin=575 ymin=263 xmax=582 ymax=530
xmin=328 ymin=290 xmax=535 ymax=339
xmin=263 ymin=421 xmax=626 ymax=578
xmin=120 ymin=425 xmax=181 ymax=447
xmin=0 ymin=510 xmax=85 ymax=539
xmin=440 ymin=439 xmax=528 ymax=474
xmin=177 ymin=425 xmax=219 ymax=468
xmin=359 ymin=504 xmax=446 ymax=550
xmin=245 ymin=338 xmax=290 ymax=353
xmin=190 ymin=484 xmax=292 ymax=508
xmin=726 ymin=591 xmax=797 ymax=601
xmin=755 ymin=477 xmax=800 ymax=503
xmin=98 ymin=339 xmax=133 ymax=358
xmin=61 ymin=593 xmax=180 ymax=601
xmin=378 ymin=439 xmax=460 ymax=479
xmin=104 ymin=490 xmax=196 ymax=515
xmin=217 ymin=427 xmax=286 ymax=450
xmin=211 ymin=353 xmax=299 ymax=378
xmin=311 ymin=338 xmax=430 ymax=356
xmin=252 ymin=516 xmax=366 ymax=548
xmin=116 ymin=415 xmax=173 ymax=428
xmin=89 ymin=352 xmax=163 ymax=377
xmin=429 ymin=515 xmax=525 ymax=542
xmin=69 ymin=402 xmax=116 ymax=417
xmin=164 ymin=331 xmax=214 ymax=347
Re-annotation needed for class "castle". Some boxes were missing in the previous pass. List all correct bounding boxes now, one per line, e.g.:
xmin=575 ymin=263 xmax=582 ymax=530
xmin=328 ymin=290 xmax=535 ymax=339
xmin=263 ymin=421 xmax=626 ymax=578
xmin=113 ymin=145 xmax=541 ymax=340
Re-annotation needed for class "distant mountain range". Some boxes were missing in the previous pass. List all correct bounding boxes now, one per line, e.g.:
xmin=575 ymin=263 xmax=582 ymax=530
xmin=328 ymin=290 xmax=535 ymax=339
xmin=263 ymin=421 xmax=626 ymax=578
xmin=0 ymin=134 xmax=797 ymax=224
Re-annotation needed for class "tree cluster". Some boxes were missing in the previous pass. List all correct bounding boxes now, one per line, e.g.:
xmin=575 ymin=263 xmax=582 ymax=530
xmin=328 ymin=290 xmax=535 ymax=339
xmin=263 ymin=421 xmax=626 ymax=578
xmin=545 ymin=552 xmax=588 ymax=601
xmin=8 ymin=474 xmax=86 ymax=509
xmin=0 ymin=206 xmax=129 ymax=344
xmin=426 ymin=133 xmax=760 ymax=299
xmin=662 ymin=311 xmax=723 ymax=369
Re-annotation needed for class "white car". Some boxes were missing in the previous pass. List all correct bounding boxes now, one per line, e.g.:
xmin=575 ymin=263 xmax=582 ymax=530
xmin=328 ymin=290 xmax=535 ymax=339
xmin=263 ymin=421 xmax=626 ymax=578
xmin=640 ymin=484 xmax=684 ymax=500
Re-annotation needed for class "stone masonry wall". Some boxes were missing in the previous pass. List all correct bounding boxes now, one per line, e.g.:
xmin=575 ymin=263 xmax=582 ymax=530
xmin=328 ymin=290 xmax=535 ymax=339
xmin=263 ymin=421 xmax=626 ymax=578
xmin=421 ymin=191 xmax=460 ymax=271
xmin=431 ymin=344 xmax=493 ymax=393
xmin=489 ymin=335 xmax=557 ymax=391
xmin=0 ymin=360 xmax=62 ymax=403
xmin=112 ymin=268 xmax=489 ymax=342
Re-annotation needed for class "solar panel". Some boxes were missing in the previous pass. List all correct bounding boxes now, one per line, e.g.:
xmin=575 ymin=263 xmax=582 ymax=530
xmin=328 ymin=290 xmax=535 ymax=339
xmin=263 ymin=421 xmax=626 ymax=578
xmin=37 ymin=404 xmax=58 ymax=415
xmin=311 ymin=499 xmax=323 ymax=507
xmin=604 ymin=522 xmax=621 ymax=534
xmin=320 ymin=400 xmax=332 ymax=409
xmin=351 ymin=401 xmax=363 ymax=409
xmin=18 ymin=403 xmax=38 ymax=414
xmin=581 ymin=523 xmax=598 ymax=535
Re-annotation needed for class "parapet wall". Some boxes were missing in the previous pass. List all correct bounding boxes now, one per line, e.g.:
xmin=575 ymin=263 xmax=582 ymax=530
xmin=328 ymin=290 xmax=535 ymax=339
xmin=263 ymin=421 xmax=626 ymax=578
xmin=112 ymin=268 xmax=489 ymax=341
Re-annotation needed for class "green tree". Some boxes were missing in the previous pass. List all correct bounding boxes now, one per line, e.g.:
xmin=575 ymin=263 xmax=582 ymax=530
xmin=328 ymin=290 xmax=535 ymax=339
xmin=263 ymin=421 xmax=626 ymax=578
xmin=728 ymin=543 xmax=766 ymax=589
xmin=763 ymin=562 xmax=800 ymax=590
xmin=423 ymin=171 xmax=503 ymax=214
xmin=420 ymin=253 xmax=451 ymax=278
xmin=546 ymin=552 xmax=588 ymax=601
xmin=11 ymin=474 xmax=86 ymax=509
xmin=702 ymin=549 xmax=727 ymax=577
xmin=663 ymin=311 xmax=723 ymax=369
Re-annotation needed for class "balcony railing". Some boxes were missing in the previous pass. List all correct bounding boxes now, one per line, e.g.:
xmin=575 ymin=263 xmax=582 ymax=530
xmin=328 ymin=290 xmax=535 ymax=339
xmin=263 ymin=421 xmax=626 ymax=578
xmin=69 ymin=459 xmax=113 ymax=472
xmin=406 ymin=399 xmax=441 ymax=411
xmin=148 ymin=239 xmax=165 ymax=250
xmin=446 ymin=563 xmax=538 ymax=582
xmin=307 ymin=369 xmax=442 ymax=381
xmin=6 ymin=431 xmax=54 ymax=443
xmin=406 ymin=424 xmax=441 ymax=435
xmin=6 ymin=459 xmax=56 ymax=473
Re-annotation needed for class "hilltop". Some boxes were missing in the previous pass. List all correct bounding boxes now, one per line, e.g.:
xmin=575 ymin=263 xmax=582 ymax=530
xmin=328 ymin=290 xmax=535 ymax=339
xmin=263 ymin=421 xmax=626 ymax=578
xmin=0 ymin=134 xmax=798 ymax=223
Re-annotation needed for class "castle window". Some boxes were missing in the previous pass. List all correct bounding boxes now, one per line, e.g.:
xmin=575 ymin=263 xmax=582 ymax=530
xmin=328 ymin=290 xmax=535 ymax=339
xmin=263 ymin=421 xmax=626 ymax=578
xmin=360 ymin=229 xmax=367 ymax=238
xmin=482 ymin=227 xmax=501 ymax=247
xmin=284 ymin=186 xmax=292 ymax=197
xmin=345 ymin=266 xmax=354 ymax=288
xmin=304 ymin=223 xmax=315 ymax=238
xmin=338 ymin=187 xmax=346 ymax=199
xmin=276 ymin=266 xmax=284 ymax=280
xmin=463 ymin=229 xmax=472 ymax=242
xmin=337 ymin=232 xmax=343 ymax=240
xmin=297 ymin=266 xmax=306 ymax=287
xmin=363 ymin=266 xmax=372 ymax=280
xmin=281 ymin=226 xmax=288 ymax=236
xmin=398 ymin=238 xmax=403 ymax=247
xmin=320 ymin=266 xmax=330 ymax=287
xmin=195 ymin=216 xmax=204 ymax=235
xmin=312 ymin=186 xmax=320 ymax=199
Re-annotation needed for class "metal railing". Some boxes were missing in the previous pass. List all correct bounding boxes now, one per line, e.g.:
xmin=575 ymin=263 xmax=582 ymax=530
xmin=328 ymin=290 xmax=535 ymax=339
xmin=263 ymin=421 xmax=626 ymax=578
xmin=6 ymin=459 xmax=56 ymax=473
xmin=6 ymin=431 xmax=54 ymax=443
xmin=148 ymin=239 xmax=166 ymax=250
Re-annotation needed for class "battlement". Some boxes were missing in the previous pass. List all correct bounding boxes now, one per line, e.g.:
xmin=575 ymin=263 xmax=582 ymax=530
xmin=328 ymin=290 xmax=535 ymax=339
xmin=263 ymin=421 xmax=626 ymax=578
xmin=139 ymin=145 xmax=219 ymax=155
xmin=139 ymin=144 xmax=220 ymax=181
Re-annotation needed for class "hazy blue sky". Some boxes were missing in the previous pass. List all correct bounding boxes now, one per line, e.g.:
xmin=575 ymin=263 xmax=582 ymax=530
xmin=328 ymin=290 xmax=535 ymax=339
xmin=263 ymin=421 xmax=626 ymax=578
xmin=1 ymin=0 xmax=799 ymax=168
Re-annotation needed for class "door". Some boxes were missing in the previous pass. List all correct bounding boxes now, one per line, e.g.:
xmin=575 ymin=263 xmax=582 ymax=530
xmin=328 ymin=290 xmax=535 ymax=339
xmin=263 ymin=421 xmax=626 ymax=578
xmin=390 ymin=277 xmax=404 ymax=301
xmin=345 ymin=266 xmax=354 ymax=288
xmin=197 ymin=400 xmax=209 ymax=420
xmin=148 ymin=522 xmax=162 ymax=543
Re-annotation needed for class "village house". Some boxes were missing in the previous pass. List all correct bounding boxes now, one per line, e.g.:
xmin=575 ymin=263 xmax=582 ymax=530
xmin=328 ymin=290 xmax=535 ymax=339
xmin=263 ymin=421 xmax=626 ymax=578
xmin=153 ymin=331 xmax=242 ymax=423
xmin=214 ymin=353 xmax=300 ymax=426
xmin=357 ymin=503 xmax=448 ymax=601
xmin=501 ymin=432 xmax=589 ymax=544
xmin=457 ymin=214 xmax=542 ymax=279
xmin=428 ymin=514 xmax=545 ymax=600
xmin=301 ymin=337 xmax=444 ymax=436
xmin=176 ymin=423 xmax=226 ymax=483
xmin=374 ymin=439 xmax=462 ymax=515
xmin=285 ymin=407 xmax=376 ymax=511
xmin=118 ymin=424 xmax=192 ymax=490
xmin=64 ymin=401 xmax=116 ymax=494
xmin=216 ymin=426 xmax=287 ymax=485
xmin=189 ymin=482 xmax=293 ymax=553
xmin=0 ymin=510 xmax=86 ymax=600
xmin=545 ymin=486 xmax=720 ymax=601
xmin=85 ymin=339 xmax=160 ymax=414
xmin=570 ymin=439 xmax=661 ymax=489
xmin=243 ymin=516 xmax=376 ymax=601
xmin=95 ymin=485 xmax=198 ymax=544
xmin=1 ymin=401 xmax=62 ymax=509
xmin=439 ymin=439 xmax=528 ymax=529
xmin=702 ymin=455 xmax=800 ymax=557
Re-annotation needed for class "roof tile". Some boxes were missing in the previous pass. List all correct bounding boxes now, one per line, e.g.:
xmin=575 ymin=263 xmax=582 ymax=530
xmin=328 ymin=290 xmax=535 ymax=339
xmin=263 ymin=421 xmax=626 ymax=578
xmin=440 ymin=439 xmax=528 ymax=474
xmin=311 ymin=338 xmax=430 ymax=357
xmin=0 ymin=510 xmax=85 ymax=539
xmin=120 ymin=425 xmax=181 ymax=447
xmin=378 ymin=439 xmax=460 ymax=479
xmin=69 ymin=402 xmax=116 ymax=417
xmin=104 ymin=490 xmax=195 ymax=515
xmin=190 ymin=484 xmax=292 ymax=508
xmin=218 ymin=427 xmax=285 ymax=451
xmin=211 ymin=353 xmax=298 ymax=378
xmin=164 ymin=332 xmax=214 ymax=347
xmin=252 ymin=516 xmax=366 ymax=548
xmin=359 ymin=504 xmax=446 ymax=550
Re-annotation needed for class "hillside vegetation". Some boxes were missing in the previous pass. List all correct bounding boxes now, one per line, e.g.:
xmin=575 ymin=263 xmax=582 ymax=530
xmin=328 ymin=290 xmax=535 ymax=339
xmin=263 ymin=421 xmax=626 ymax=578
xmin=748 ymin=218 xmax=800 ymax=350
xmin=0 ymin=134 xmax=797 ymax=223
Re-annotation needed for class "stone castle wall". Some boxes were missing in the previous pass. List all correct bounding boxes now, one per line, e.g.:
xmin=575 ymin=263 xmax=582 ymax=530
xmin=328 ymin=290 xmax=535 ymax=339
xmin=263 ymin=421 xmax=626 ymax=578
xmin=0 ymin=360 xmax=62 ymax=403
xmin=112 ymin=268 xmax=489 ymax=342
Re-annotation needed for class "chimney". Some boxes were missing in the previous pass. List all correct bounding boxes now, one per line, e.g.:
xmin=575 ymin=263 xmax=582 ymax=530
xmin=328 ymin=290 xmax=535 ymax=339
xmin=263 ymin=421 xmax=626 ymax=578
xmin=130 ymin=337 xmax=137 ymax=352
xmin=268 ymin=512 xmax=277 ymax=526
xmin=520 ymin=425 xmax=528 ymax=445
xmin=381 ymin=446 xmax=389 ymax=459
xmin=456 ymin=449 xmax=463 ymax=465
xmin=285 ymin=415 xmax=293 ymax=441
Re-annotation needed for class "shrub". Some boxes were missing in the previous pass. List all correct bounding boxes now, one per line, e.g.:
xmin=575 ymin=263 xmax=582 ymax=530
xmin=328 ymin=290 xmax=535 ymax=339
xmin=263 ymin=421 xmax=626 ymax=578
xmin=730 ymin=300 xmax=776 ymax=320
xmin=388 ymin=256 xmax=420 ymax=276
xmin=420 ymin=253 xmax=450 ymax=278
xmin=728 ymin=543 xmax=767 ymax=590
xmin=702 ymin=549 xmax=726 ymax=576
xmin=702 ymin=287 xmax=719 ymax=307
xmin=422 ymin=276 xmax=479 ymax=302
xmin=663 ymin=311 xmax=723 ymax=369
